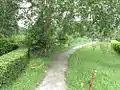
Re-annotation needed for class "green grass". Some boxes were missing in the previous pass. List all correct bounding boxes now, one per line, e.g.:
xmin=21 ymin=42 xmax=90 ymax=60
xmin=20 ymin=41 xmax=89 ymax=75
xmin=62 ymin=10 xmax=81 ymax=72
xmin=67 ymin=46 xmax=120 ymax=90
xmin=0 ymin=38 xmax=90 ymax=90
xmin=54 ymin=38 xmax=90 ymax=53
xmin=1 ymin=56 xmax=51 ymax=90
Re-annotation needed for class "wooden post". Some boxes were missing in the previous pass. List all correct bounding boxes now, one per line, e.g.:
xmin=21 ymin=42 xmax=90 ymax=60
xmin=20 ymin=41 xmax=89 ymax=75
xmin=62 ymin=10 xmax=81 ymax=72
xmin=87 ymin=71 xmax=97 ymax=90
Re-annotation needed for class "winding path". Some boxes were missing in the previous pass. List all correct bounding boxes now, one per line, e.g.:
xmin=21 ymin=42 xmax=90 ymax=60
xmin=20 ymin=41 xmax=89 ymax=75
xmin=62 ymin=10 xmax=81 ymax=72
xmin=36 ymin=44 xmax=90 ymax=90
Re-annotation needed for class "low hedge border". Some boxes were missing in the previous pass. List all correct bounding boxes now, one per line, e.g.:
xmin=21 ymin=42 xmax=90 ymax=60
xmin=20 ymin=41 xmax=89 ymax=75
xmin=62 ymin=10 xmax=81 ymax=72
xmin=111 ymin=40 xmax=120 ymax=53
xmin=0 ymin=48 xmax=28 ymax=87
xmin=0 ymin=38 xmax=19 ymax=56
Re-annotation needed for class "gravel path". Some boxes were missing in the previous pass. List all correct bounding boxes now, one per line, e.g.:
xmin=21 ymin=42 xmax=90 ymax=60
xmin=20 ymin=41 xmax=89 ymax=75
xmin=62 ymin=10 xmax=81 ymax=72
xmin=36 ymin=44 xmax=89 ymax=90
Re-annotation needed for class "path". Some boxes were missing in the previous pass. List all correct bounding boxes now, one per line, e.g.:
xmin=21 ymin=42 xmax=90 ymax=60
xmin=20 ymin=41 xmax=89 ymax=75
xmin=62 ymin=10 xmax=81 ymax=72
xmin=36 ymin=44 xmax=90 ymax=90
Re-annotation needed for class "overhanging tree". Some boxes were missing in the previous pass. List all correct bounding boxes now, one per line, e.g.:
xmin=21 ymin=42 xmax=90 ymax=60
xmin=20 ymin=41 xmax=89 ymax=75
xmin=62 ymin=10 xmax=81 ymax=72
xmin=3 ymin=0 xmax=120 ymax=56
xmin=75 ymin=0 xmax=120 ymax=41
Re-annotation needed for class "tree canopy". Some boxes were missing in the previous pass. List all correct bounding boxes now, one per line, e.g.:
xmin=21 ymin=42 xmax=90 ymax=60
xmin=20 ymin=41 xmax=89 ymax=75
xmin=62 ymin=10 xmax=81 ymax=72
xmin=1 ymin=0 xmax=120 ymax=53
xmin=0 ymin=0 xmax=19 ymax=37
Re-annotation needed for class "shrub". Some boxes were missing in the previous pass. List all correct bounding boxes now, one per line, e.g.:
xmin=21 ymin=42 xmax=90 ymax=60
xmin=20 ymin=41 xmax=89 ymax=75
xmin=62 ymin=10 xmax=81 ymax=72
xmin=0 ymin=38 xmax=18 ymax=56
xmin=10 ymin=35 xmax=26 ymax=45
xmin=111 ymin=40 xmax=120 ymax=53
xmin=0 ymin=48 xmax=28 ymax=87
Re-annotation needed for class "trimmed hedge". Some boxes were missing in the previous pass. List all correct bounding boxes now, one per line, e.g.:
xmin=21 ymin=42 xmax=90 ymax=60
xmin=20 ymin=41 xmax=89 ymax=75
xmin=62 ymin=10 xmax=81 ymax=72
xmin=0 ymin=38 xmax=19 ymax=56
xmin=0 ymin=48 xmax=28 ymax=87
xmin=111 ymin=40 xmax=120 ymax=53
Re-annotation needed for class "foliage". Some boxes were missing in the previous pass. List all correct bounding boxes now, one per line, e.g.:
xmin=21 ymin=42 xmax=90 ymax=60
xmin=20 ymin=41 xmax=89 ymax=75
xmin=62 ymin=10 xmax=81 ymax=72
xmin=10 ymin=34 xmax=26 ymax=46
xmin=0 ymin=0 xmax=19 ymax=37
xmin=115 ymin=30 xmax=120 ymax=42
xmin=20 ymin=0 xmax=120 ymax=56
xmin=1 ymin=0 xmax=120 ymax=51
xmin=76 ymin=0 xmax=120 ymax=41
xmin=0 ymin=38 xmax=18 ymax=56
xmin=67 ymin=46 xmax=120 ymax=90
xmin=111 ymin=40 xmax=120 ymax=53
xmin=1 ymin=55 xmax=51 ymax=90
xmin=0 ymin=48 xmax=28 ymax=88
xmin=23 ymin=0 xmax=75 ymax=56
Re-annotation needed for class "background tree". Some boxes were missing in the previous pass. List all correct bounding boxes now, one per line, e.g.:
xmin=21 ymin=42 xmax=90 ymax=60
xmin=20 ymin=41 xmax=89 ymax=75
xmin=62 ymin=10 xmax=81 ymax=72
xmin=2 ymin=0 xmax=120 ymax=56
xmin=75 ymin=0 xmax=120 ymax=41
xmin=0 ymin=0 xmax=19 ymax=37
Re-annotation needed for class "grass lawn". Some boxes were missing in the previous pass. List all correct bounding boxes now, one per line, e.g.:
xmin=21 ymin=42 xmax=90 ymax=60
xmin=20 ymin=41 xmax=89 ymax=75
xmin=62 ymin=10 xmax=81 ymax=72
xmin=67 ymin=46 xmax=120 ymax=90
xmin=0 ymin=38 xmax=84 ymax=90
xmin=1 ymin=56 xmax=51 ymax=90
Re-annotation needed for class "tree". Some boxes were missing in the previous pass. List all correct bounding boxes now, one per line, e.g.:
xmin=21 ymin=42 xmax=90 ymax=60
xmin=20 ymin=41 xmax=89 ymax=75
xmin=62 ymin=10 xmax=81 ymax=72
xmin=0 ymin=0 xmax=19 ymax=37
xmin=74 ymin=0 xmax=120 ymax=41
xmin=24 ymin=0 xmax=76 ymax=55
xmin=2 ymin=0 xmax=120 ymax=56
xmin=22 ymin=0 xmax=120 ymax=56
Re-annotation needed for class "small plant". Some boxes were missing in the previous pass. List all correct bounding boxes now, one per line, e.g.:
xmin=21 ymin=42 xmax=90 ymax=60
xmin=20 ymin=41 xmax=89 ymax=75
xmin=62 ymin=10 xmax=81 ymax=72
xmin=111 ymin=40 xmax=120 ymax=53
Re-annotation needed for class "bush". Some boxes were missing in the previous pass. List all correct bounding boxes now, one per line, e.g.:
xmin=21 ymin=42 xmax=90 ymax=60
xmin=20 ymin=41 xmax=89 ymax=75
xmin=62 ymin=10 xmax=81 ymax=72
xmin=0 ymin=48 xmax=28 ymax=87
xmin=0 ymin=38 xmax=18 ymax=56
xmin=10 ymin=35 xmax=26 ymax=45
xmin=111 ymin=40 xmax=120 ymax=53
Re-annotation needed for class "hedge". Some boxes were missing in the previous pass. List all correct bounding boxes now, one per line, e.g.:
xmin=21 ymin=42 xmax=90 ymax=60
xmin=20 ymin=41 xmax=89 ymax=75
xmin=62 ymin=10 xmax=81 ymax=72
xmin=111 ymin=40 xmax=120 ymax=53
xmin=0 ymin=48 xmax=28 ymax=87
xmin=0 ymin=38 xmax=19 ymax=56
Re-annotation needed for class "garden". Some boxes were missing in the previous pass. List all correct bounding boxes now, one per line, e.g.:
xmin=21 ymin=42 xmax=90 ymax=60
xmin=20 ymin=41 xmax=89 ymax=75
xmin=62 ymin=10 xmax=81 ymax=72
xmin=1 ymin=0 xmax=120 ymax=90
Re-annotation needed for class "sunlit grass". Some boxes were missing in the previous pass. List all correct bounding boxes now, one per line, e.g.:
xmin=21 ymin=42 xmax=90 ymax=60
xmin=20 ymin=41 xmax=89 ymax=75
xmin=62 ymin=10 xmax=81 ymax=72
xmin=67 ymin=46 xmax=120 ymax=90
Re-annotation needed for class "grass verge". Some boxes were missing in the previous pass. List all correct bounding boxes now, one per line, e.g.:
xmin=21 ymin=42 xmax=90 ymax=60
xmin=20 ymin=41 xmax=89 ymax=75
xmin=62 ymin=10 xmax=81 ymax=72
xmin=1 ymin=56 xmax=51 ymax=90
xmin=67 ymin=46 xmax=120 ymax=90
